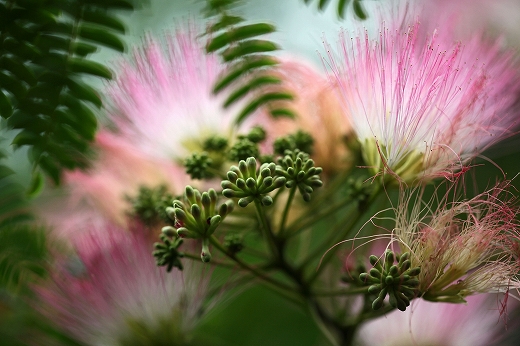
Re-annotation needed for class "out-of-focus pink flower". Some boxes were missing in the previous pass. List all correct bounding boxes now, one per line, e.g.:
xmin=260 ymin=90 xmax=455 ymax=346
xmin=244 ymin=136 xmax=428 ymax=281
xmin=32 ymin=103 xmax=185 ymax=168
xmin=357 ymin=295 xmax=508 ymax=346
xmin=420 ymin=0 xmax=520 ymax=46
xmin=107 ymin=25 xmax=248 ymax=161
xmin=37 ymin=224 xmax=212 ymax=345
xmin=66 ymin=132 xmax=185 ymax=225
xmin=264 ymin=58 xmax=352 ymax=174
xmin=393 ymin=181 xmax=520 ymax=302
xmin=325 ymin=19 xmax=520 ymax=183
xmin=35 ymin=131 xmax=187 ymax=239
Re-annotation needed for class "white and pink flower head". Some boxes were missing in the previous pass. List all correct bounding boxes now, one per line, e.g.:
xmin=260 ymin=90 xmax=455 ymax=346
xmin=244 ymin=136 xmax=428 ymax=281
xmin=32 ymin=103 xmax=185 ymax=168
xmin=107 ymin=23 xmax=248 ymax=162
xmin=37 ymin=224 xmax=213 ymax=345
xmin=392 ymin=181 xmax=520 ymax=302
xmin=325 ymin=16 xmax=520 ymax=184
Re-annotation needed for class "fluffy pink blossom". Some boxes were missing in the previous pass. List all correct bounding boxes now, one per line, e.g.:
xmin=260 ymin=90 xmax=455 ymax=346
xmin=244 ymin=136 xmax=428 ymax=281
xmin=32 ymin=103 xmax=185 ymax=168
xmin=325 ymin=19 xmax=520 ymax=183
xmin=265 ymin=58 xmax=351 ymax=174
xmin=392 ymin=181 xmax=520 ymax=302
xmin=35 ymin=131 xmax=187 ymax=239
xmin=420 ymin=0 xmax=520 ymax=45
xmin=357 ymin=295 xmax=509 ymax=346
xmin=107 ymin=25 xmax=248 ymax=161
xmin=37 ymin=224 xmax=212 ymax=345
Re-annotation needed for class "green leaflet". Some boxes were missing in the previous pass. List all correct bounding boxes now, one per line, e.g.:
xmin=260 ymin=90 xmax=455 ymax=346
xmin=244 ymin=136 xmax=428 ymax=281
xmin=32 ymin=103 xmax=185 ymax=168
xmin=303 ymin=0 xmax=368 ymax=20
xmin=207 ymin=23 xmax=276 ymax=52
xmin=223 ymin=75 xmax=282 ymax=108
xmin=235 ymin=92 xmax=294 ymax=125
xmin=212 ymin=56 xmax=279 ymax=93
xmin=0 ymin=0 xmax=134 ymax=189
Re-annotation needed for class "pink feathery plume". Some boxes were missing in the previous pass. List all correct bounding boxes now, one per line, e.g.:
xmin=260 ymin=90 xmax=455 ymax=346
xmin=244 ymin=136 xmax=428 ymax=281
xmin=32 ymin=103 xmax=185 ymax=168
xmin=36 ymin=224 xmax=212 ymax=345
xmin=325 ymin=17 xmax=520 ymax=183
xmin=259 ymin=58 xmax=351 ymax=174
xmin=107 ymin=24 xmax=249 ymax=161
xmin=36 ymin=131 xmax=187 ymax=239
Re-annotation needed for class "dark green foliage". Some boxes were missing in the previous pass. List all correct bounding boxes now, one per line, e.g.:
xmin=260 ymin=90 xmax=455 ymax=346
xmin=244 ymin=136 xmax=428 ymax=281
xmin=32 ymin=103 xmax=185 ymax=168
xmin=204 ymin=0 xmax=295 ymax=124
xmin=0 ymin=0 xmax=135 ymax=186
xmin=303 ymin=0 xmax=368 ymax=19
xmin=0 ymin=224 xmax=47 ymax=293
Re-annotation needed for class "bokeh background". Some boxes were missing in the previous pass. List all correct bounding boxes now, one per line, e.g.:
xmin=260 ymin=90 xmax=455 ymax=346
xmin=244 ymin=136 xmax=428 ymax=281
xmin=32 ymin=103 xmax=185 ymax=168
xmin=3 ymin=0 xmax=520 ymax=345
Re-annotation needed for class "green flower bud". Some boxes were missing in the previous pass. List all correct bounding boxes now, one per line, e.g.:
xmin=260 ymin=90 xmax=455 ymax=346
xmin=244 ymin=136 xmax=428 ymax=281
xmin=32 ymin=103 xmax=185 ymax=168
xmin=261 ymin=195 xmax=273 ymax=206
xmin=360 ymin=251 xmax=421 ymax=312
xmin=161 ymin=226 xmax=176 ymax=237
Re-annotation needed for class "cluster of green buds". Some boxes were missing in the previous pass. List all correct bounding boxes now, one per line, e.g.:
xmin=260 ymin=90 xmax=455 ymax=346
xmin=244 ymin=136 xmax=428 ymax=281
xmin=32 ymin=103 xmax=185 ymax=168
xmin=273 ymin=130 xmax=314 ymax=155
xmin=184 ymin=152 xmax=214 ymax=180
xmin=126 ymin=184 xmax=175 ymax=227
xmin=276 ymin=150 xmax=323 ymax=201
xmin=153 ymin=232 xmax=184 ymax=272
xmin=161 ymin=186 xmax=234 ymax=263
xmin=221 ymin=157 xmax=286 ymax=207
xmin=360 ymin=250 xmax=421 ymax=311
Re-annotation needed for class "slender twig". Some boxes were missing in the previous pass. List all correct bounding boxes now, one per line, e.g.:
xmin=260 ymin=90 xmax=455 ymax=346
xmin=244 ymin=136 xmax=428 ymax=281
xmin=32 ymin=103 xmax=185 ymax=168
xmin=279 ymin=186 xmax=296 ymax=237
xmin=304 ymin=185 xmax=383 ymax=284
xmin=253 ymin=199 xmax=280 ymax=258
xmin=286 ymin=194 xmax=356 ymax=237
xmin=182 ymin=252 xmax=237 ymax=268
xmin=209 ymin=235 xmax=292 ymax=291
xmin=312 ymin=286 xmax=369 ymax=297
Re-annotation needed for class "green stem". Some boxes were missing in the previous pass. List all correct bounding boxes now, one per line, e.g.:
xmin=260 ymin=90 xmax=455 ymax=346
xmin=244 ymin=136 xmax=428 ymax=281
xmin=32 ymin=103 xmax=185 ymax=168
xmin=286 ymin=194 xmax=356 ymax=237
xmin=299 ymin=207 xmax=359 ymax=273
xmin=253 ymin=199 xmax=280 ymax=258
xmin=304 ymin=185 xmax=383 ymax=284
xmin=182 ymin=252 xmax=236 ymax=268
xmin=307 ymin=302 xmax=340 ymax=346
xmin=279 ymin=186 xmax=297 ymax=236
xmin=312 ymin=287 xmax=369 ymax=297
xmin=209 ymin=235 xmax=291 ymax=292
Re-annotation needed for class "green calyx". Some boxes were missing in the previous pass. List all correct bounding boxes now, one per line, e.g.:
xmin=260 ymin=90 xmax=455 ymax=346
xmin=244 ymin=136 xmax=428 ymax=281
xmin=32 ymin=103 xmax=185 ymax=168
xmin=359 ymin=250 xmax=421 ymax=312
xmin=221 ymin=157 xmax=286 ymax=207
xmin=184 ymin=152 xmax=214 ymax=180
xmin=152 ymin=231 xmax=184 ymax=272
xmin=275 ymin=149 xmax=323 ymax=202
xmin=165 ymin=186 xmax=234 ymax=263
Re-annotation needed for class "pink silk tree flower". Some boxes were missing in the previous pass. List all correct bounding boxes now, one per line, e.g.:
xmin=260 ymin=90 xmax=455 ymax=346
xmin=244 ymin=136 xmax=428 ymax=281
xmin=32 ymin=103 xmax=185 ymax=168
xmin=35 ymin=131 xmax=187 ymax=239
xmin=391 ymin=181 xmax=520 ymax=302
xmin=420 ymin=0 xmax=520 ymax=46
xmin=36 ymin=224 xmax=212 ymax=345
xmin=107 ymin=25 xmax=248 ymax=162
xmin=325 ymin=19 xmax=520 ymax=184
xmin=357 ymin=295 xmax=510 ymax=346
xmin=264 ymin=58 xmax=352 ymax=175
